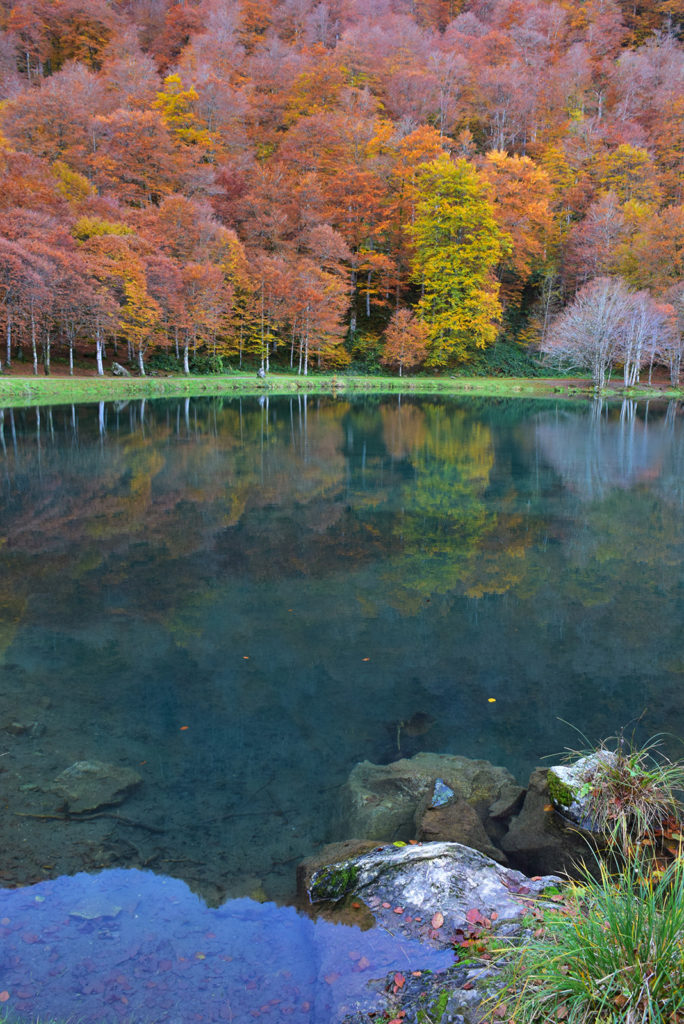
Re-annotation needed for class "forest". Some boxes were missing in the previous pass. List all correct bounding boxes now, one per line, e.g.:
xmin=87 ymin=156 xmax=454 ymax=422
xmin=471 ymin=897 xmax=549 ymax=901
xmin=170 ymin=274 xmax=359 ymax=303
xmin=0 ymin=0 xmax=681 ymax=378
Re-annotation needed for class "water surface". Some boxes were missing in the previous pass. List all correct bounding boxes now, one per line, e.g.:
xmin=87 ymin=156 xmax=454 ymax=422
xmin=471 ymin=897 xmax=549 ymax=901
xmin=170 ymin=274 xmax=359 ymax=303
xmin=1 ymin=395 xmax=683 ymax=906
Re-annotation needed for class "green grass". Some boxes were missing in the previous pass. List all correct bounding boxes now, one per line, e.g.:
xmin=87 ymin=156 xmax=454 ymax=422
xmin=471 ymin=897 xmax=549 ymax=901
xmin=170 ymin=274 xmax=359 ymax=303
xmin=0 ymin=370 xmax=600 ymax=409
xmin=495 ymin=855 xmax=684 ymax=1024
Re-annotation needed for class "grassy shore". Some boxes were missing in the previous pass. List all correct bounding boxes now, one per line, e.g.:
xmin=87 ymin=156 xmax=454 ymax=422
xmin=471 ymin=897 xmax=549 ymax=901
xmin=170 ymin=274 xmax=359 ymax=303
xmin=0 ymin=370 xmax=680 ymax=409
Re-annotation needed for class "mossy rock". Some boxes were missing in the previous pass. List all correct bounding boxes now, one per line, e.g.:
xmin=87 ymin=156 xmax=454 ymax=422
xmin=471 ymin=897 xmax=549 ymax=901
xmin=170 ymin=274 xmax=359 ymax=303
xmin=308 ymin=858 xmax=360 ymax=902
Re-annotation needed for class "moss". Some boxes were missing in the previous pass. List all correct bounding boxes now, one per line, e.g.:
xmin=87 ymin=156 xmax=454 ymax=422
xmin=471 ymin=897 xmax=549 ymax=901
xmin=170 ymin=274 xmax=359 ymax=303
xmin=547 ymin=770 xmax=573 ymax=809
xmin=416 ymin=988 xmax=451 ymax=1023
xmin=308 ymin=859 xmax=359 ymax=902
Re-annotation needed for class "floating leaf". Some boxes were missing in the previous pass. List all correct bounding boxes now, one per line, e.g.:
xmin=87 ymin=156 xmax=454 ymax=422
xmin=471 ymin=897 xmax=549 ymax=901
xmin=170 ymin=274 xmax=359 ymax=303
xmin=0 ymin=993 xmax=9 ymax=1003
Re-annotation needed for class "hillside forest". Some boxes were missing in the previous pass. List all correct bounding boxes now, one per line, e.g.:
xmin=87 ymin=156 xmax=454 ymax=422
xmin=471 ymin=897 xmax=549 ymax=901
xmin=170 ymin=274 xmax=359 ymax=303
xmin=0 ymin=0 xmax=682 ymax=378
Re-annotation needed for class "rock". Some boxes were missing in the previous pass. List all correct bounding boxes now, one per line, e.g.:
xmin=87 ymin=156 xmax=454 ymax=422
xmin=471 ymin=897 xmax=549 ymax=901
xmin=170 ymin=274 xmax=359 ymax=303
xmin=4 ymin=720 xmax=45 ymax=738
xmin=342 ymin=963 xmax=496 ymax=1024
xmin=547 ymin=750 xmax=616 ymax=829
xmin=416 ymin=791 xmax=507 ymax=864
xmin=51 ymin=761 xmax=142 ymax=813
xmin=307 ymin=840 xmax=559 ymax=948
xmin=339 ymin=753 xmax=524 ymax=845
xmin=111 ymin=362 xmax=131 ymax=377
xmin=501 ymin=768 xmax=602 ymax=877
xmin=297 ymin=839 xmax=380 ymax=899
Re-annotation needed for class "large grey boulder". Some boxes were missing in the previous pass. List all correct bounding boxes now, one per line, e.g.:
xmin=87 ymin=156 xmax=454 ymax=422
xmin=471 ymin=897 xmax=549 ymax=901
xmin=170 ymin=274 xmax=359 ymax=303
xmin=51 ymin=761 xmax=142 ymax=813
xmin=308 ymin=840 xmax=558 ymax=948
xmin=339 ymin=753 xmax=524 ymax=847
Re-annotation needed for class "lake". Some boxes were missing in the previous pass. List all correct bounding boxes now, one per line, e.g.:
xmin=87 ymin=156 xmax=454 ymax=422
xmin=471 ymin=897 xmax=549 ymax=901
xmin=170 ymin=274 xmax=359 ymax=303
xmin=0 ymin=394 xmax=683 ymax=1021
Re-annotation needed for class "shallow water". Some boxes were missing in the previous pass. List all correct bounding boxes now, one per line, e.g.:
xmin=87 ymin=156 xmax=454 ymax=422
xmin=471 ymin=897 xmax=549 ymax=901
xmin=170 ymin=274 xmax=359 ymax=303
xmin=1 ymin=394 xmax=683 ymax=915
xmin=0 ymin=868 xmax=454 ymax=1023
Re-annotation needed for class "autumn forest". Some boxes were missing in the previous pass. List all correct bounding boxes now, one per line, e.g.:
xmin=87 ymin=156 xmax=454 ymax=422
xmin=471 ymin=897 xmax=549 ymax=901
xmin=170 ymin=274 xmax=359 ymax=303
xmin=0 ymin=0 xmax=682 ymax=379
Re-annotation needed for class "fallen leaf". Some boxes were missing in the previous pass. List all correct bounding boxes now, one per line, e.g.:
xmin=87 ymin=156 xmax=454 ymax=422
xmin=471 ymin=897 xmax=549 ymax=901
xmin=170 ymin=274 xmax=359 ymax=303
xmin=382 ymin=902 xmax=391 ymax=909
xmin=544 ymin=804 xmax=554 ymax=812
xmin=490 ymin=911 xmax=498 ymax=921
xmin=466 ymin=908 xmax=485 ymax=925
xmin=394 ymin=973 xmax=405 ymax=989
xmin=431 ymin=911 xmax=444 ymax=929
xmin=0 ymin=993 xmax=9 ymax=1003
xmin=411 ymin=971 xmax=422 ymax=977
xmin=557 ymin=1005 xmax=569 ymax=1020
xmin=351 ymin=902 xmax=361 ymax=910
xmin=393 ymin=907 xmax=404 ymax=914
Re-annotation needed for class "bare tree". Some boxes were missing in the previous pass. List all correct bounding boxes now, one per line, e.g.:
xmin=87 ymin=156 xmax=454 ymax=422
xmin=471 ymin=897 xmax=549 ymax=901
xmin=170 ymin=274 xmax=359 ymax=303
xmin=542 ymin=276 xmax=631 ymax=389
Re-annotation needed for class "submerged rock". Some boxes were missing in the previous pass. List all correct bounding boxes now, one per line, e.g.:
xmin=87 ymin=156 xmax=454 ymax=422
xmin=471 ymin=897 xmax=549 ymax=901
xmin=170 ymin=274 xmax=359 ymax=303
xmin=51 ymin=761 xmax=142 ymax=813
xmin=339 ymin=752 xmax=524 ymax=852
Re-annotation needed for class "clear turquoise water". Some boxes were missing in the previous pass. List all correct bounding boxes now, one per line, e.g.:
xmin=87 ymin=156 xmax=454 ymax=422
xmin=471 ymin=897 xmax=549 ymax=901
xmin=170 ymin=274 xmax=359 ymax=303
xmin=1 ymin=395 xmax=683 ymax=909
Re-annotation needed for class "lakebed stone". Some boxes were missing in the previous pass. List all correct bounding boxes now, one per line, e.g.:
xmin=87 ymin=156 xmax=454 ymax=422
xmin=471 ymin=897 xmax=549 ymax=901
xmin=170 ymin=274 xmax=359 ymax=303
xmin=339 ymin=752 xmax=524 ymax=846
xmin=51 ymin=760 xmax=142 ymax=813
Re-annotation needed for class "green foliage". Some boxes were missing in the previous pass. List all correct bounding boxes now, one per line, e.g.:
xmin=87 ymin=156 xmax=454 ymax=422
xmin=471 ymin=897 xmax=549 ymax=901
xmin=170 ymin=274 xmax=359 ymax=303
xmin=189 ymin=353 xmax=226 ymax=375
xmin=146 ymin=350 xmax=182 ymax=372
xmin=497 ymin=855 xmax=684 ymax=1024
xmin=455 ymin=341 xmax=545 ymax=378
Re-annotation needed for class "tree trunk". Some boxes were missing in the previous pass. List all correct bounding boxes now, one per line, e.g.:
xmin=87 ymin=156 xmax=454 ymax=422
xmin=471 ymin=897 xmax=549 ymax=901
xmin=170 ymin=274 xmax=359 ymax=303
xmin=31 ymin=310 xmax=38 ymax=375
xmin=6 ymin=315 xmax=11 ymax=367
xmin=96 ymin=322 xmax=104 ymax=376
xmin=138 ymin=348 xmax=146 ymax=376
xmin=43 ymin=331 xmax=51 ymax=376
xmin=183 ymin=340 xmax=190 ymax=374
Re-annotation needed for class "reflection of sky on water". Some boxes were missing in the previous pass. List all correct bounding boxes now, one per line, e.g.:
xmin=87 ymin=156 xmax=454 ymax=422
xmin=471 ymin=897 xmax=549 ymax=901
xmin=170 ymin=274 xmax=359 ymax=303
xmin=0 ymin=869 xmax=453 ymax=1023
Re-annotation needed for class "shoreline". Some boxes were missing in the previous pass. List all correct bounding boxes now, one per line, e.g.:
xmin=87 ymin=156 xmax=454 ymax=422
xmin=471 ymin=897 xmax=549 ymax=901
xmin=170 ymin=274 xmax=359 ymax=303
xmin=1 ymin=371 xmax=681 ymax=409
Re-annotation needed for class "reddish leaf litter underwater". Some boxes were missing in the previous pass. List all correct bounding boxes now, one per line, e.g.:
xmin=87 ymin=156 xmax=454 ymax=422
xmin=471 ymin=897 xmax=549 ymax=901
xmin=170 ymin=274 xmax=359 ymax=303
xmin=0 ymin=869 xmax=453 ymax=1023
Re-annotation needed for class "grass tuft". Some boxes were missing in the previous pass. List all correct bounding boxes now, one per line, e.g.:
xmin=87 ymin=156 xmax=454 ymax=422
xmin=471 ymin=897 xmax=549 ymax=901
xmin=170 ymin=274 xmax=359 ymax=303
xmin=495 ymin=854 xmax=684 ymax=1024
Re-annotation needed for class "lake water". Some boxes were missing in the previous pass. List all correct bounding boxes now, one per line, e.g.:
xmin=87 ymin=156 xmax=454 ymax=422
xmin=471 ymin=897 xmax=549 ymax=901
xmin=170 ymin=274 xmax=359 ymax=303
xmin=1 ymin=394 xmax=683 ymax=1021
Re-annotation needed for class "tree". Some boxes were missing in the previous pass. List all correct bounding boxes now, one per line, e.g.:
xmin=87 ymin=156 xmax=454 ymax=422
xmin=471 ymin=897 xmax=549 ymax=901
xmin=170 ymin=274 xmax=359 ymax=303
xmin=409 ymin=154 xmax=508 ymax=367
xmin=380 ymin=308 xmax=428 ymax=376
xmin=542 ymin=276 xmax=665 ymax=390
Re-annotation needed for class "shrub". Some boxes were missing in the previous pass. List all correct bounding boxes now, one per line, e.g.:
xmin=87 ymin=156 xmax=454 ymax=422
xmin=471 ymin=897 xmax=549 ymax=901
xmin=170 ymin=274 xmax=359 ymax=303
xmin=564 ymin=733 xmax=684 ymax=855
